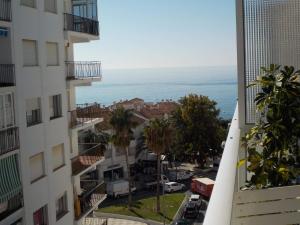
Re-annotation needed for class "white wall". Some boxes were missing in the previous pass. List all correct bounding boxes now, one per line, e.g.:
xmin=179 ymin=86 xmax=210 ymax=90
xmin=11 ymin=1 xmax=74 ymax=224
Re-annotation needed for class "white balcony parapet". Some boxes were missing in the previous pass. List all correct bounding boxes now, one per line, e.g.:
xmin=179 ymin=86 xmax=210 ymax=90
xmin=203 ymin=104 xmax=240 ymax=225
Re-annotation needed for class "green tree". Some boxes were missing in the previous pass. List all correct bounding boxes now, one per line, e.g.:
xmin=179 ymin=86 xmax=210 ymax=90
xmin=144 ymin=118 xmax=173 ymax=213
xmin=110 ymin=107 xmax=137 ymax=209
xmin=172 ymin=94 xmax=224 ymax=167
xmin=243 ymin=65 xmax=300 ymax=188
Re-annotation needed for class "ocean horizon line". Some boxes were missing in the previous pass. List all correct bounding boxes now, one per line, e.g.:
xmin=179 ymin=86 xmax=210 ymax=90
xmin=101 ymin=65 xmax=238 ymax=71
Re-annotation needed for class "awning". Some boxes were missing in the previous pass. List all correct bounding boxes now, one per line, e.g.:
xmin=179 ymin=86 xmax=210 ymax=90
xmin=0 ymin=154 xmax=22 ymax=203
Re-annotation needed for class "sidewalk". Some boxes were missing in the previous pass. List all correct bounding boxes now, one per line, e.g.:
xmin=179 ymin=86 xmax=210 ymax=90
xmin=95 ymin=212 xmax=163 ymax=225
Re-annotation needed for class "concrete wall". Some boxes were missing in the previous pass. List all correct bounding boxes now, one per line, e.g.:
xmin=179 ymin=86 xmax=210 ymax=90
xmin=10 ymin=1 xmax=74 ymax=224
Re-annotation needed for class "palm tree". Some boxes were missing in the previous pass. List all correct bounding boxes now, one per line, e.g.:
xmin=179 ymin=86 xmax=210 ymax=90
xmin=110 ymin=107 xmax=137 ymax=209
xmin=144 ymin=118 xmax=173 ymax=213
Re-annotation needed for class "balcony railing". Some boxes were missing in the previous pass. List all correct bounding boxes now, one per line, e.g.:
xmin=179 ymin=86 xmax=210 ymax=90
xmin=203 ymin=104 xmax=300 ymax=225
xmin=0 ymin=127 xmax=20 ymax=156
xmin=75 ymin=182 xmax=106 ymax=220
xmin=69 ymin=104 xmax=103 ymax=128
xmin=64 ymin=13 xmax=99 ymax=36
xmin=0 ymin=64 xmax=15 ymax=87
xmin=72 ymin=143 xmax=104 ymax=176
xmin=0 ymin=0 xmax=11 ymax=22
xmin=0 ymin=193 xmax=23 ymax=222
xmin=66 ymin=61 xmax=102 ymax=81
xmin=203 ymin=105 xmax=240 ymax=225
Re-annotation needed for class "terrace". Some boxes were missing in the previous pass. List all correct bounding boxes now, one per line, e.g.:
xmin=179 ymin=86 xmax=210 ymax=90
xmin=69 ymin=104 xmax=104 ymax=130
xmin=71 ymin=143 xmax=105 ymax=176
xmin=74 ymin=182 xmax=106 ymax=222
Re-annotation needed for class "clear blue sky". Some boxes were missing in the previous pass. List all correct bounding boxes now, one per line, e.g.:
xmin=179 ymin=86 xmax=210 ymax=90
xmin=74 ymin=0 xmax=237 ymax=70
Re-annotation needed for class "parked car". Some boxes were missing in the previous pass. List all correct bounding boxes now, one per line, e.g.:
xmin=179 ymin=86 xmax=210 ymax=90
xmin=106 ymin=180 xmax=136 ymax=198
xmin=164 ymin=182 xmax=185 ymax=193
xmin=183 ymin=202 xmax=198 ymax=219
xmin=189 ymin=194 xmax=202 ymax=208
xmin=145 ymin=174 xmax=170 ymax=190
xmin=173 ymin=218 xmax=193 ymax=225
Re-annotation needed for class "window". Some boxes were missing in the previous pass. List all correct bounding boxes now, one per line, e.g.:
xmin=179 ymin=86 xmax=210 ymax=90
xmin=33 ymin=205 xmax=48 ymax=225
xmin=26 ymin=98 xmax=42 ymax=127
xmin=46 ymin=42 xmax=59 ymax=66
xmin=56 ymin=192 xmax=68 ymax=220
xmin=21 ymin=0 xmax=36 ymax=8
xmin=52 ymin=144 xmax=64 ymax=171
xmin=30 ymin=152 xmax=45 ymax=183
xmin=22 ymin=40 xmax=38 ymax=66
xmin=49 ymin=94 xmax=62 ymax=120
xmin=0 ymin=93 xmax=15 ymax=129
xmin=45 ymin=0 xmax=56 ymax=13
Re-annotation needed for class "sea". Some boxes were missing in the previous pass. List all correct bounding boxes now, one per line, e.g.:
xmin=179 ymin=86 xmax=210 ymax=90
xmin=76 ymin=66 xmax=238 ymax=120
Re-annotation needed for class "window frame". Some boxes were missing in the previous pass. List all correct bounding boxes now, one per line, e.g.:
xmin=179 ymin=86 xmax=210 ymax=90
xmin=56 ymin=192 xmax=68 ymax=221
xmin=29 ymin=152 xmax=46 ymax=184
xmin=52 ymin=143 xmax=65 ymax=172
xmin=21 ymin=0 xmax=36 ymax=8
xmin=26 ymin=97 xmax=42 ymax=127
xmin=49 ymin=94 xmax=62 ymax=120
xmin=44 ymin=0 xmax=57 ymax=14
xmin=22 ymin=39 xmax=38 ymax=67
xmin=46 ymin=42 xmax=59 ymax=66
xmin=33 ymin=205 xmax=48 ymax=225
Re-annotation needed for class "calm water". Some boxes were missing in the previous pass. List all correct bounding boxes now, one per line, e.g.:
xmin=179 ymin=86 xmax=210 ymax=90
xmin=76 ymin=66 xmax=237 ymax=119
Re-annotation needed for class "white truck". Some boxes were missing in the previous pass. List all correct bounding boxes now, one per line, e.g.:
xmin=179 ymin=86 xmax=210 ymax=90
xmin=106 ymin=180 xmax=136 ymax=198
xmin=169 ymin=170 xmax=193 ymax=181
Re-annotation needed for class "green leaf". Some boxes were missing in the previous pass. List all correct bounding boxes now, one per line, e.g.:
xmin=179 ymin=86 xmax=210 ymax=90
xmin=237 ymin=159 xmax=246 ymax=168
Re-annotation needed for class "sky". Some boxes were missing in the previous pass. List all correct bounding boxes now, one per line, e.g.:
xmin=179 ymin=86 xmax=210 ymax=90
xmin=74 ymin=0 xmax=237 ymax=70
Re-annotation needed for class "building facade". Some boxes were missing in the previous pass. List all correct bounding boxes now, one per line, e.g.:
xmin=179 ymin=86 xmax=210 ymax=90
xmin=0 ymin=0 xmax=105 ymax=224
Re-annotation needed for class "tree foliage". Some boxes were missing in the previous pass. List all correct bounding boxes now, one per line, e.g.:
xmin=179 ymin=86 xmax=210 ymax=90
xmin=144 ymin=118 xmax=173 ymax=212
xmin=110 ymin=107 xmax=137 ymax=209
xmin=243 ymin=64 xmax=300 ymax=188
xmin=172 ymin=94 xmax=226 ymax=166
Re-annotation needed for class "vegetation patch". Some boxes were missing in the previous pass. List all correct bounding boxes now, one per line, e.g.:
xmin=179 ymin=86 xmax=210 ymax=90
xmin=98 ymin=192 xmax=185 ymax=224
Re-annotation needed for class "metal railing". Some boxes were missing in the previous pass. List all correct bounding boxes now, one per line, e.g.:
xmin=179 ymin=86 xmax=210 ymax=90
xmin=69 ymin=104 xmax=103 ymax=128
xmin=0 ymin=192 xmax=23 ymax=222
xmin=0 ymin=64 xmax=15 ymax=87
xmin=0 ymin=127 xmax=19 ymax=156
xmin=0 ymin=0 xmax=11 ymax=21
xmin=66 ymin=61 xmax=102 ymax=80
xmin=71 ymin=144 xmax=104 ymax=176
xmin=75 ymin=182 xmax=106 ymax=220
xmin=64 ymin=13 xmax=99 ymax=36
xmin=26 ymin=109 xmax=42 ymax=127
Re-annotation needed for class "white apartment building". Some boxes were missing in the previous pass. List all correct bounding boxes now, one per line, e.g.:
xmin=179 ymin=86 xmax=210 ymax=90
xmin=0 ymin=0 xmax=105 ymax=225
xmin=204 ymin=0 xmax=300 ymax=225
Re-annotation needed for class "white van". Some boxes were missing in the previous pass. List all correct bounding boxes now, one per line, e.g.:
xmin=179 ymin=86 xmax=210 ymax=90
xmin=164 ymin=182 xmax=185 ymax=193
xmin=106 ymin=180 xmax=136 ymax=198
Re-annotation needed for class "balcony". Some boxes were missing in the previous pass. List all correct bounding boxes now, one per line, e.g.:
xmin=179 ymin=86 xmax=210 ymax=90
xmin=0 ymin=127 xmax=19 ymax=156
xmin=0 ymin=193 xmax=23 ymax=222
xmin=0 ymin=64 xmax=15 ymax=88
xmin=74 ymin=182 xmax=106 ymax=221
xmin=72 ymin=143 xmax=105 ymax=176
xmin=203 ymin=105 xmax=300 ymax=225
xmin=64 ymin=13 xmax=99 ymax=43
xmin=66 ymin=61 xmax=102 ymax=86
xmin=0 ymin=0 xmax=11 ymax=22
xmin=69 ymin=104 xmax=104 ymax=130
